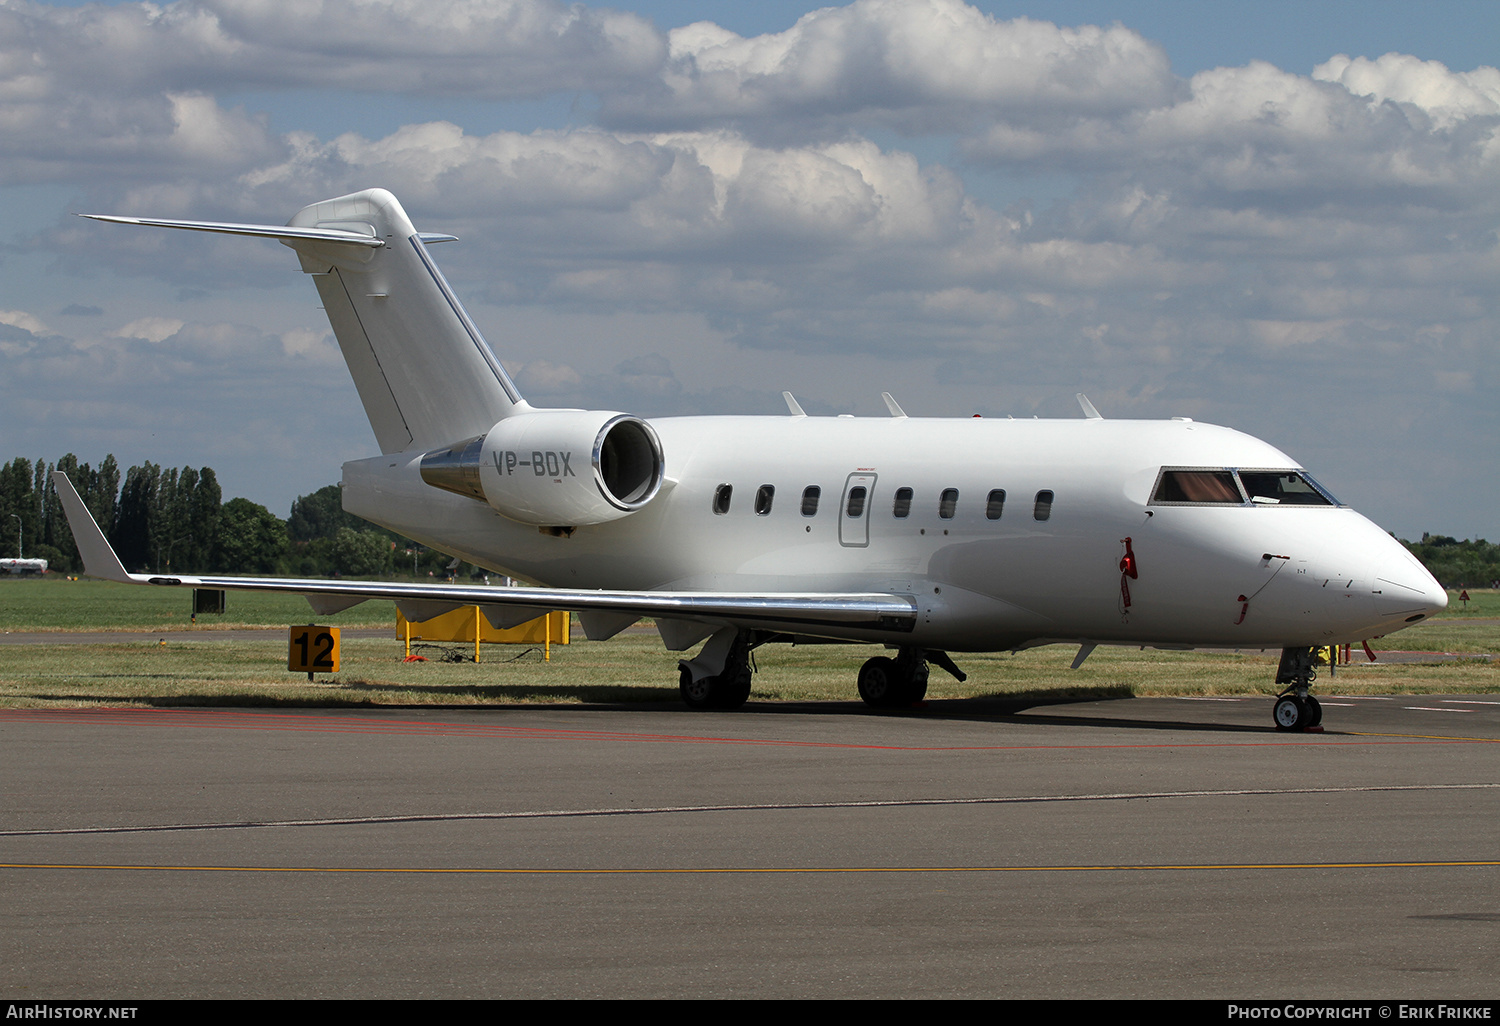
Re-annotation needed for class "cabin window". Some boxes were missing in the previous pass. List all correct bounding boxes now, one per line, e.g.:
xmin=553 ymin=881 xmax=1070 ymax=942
xmin=892 ymin=487 xmax=913 ymax=519
xmin=755 ymin=484 xmax=775 ymax=516
xmin=1151 ymin=469 xmax=1242 ymax=505
xmin=1033 ymin=490 xmax=1053 ymax=521
xmin=1238 ymin=471 xmax=1336 ymax=506
xmin=846 ymin=486 xmax=867 ymax=519
xmin=985 ymin=489 xmax=1006 ymax=520
xmin=801 ymin=485 xmax=821 ymax=516
xmin=939 ymin=488 xmax=959 ymax=519
xmin=713 ymin=483 xmax=732 ymax=515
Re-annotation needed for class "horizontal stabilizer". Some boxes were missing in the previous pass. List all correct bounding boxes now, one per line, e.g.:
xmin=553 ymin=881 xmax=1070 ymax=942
xmin=79 ymin=214 xmax=386 ymax=248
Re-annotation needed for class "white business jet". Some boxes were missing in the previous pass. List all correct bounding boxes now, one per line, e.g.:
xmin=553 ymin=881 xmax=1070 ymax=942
xmin=62 ymin=189 xmax=1447 ymax=731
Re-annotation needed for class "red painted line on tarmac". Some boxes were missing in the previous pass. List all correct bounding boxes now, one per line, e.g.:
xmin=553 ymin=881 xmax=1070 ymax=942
xmin=4 ymin=859 xmax=1499 ymax=876
xmin=1 ymin=707 xmax=1495 ymax=751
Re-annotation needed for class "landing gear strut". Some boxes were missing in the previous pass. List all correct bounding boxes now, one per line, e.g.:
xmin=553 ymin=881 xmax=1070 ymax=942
xmin=1271 ymin=646 xmax=1323 ymax=732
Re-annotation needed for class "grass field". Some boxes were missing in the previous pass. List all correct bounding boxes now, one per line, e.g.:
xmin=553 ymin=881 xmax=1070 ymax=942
xmin=0 ymin=579 xmax=1493 ymax=709
xmin=0 ymin=576 xmax=396 ymax=630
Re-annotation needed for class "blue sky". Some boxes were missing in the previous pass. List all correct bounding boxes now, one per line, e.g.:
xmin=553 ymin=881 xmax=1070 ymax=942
xmin=2 ymin=0 xmax=1496 ymax=540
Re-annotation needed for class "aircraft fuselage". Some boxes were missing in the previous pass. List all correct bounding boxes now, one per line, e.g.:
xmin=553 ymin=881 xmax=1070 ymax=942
xmin=344 ymin=413 xmax=1442 ymax=654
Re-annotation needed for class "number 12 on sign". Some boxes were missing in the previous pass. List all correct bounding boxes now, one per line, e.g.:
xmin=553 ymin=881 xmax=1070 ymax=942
xmin=289 ymin=625 xmax=340 ymax=679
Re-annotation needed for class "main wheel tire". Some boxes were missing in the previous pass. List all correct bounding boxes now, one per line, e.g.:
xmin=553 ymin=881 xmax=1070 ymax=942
xmin=716 ymin=664 xmax=753 ymax=710
xmin=679 ymin=662 xmax=752 ymax=711
xmin=680 ymin=665 xmax=716 ymax=710
xmin=906 ymin=661 xmax=930 ymax=704
xmin=1304 ymin=695 xmax=1323 ymax=727
xmin=857 ymin=656 xmax=901 ymax=708
xmin=1273 ymin=695 xmax=1307 ymax=731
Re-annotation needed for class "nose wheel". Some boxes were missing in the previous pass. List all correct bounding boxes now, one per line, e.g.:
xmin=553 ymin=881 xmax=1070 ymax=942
xmin=1272 ymin=647 xmax=1324 ymax=732
xmin=1273 ymin=693 xmax=1322 ymax=731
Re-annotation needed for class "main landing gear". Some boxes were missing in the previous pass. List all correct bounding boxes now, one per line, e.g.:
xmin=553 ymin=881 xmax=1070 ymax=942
xmin=678 ymin=630 xmax=754 ymax=710
xmin=857 ymin=647 xmax=966 ymax=710
xmin=676 ymin=634 xmax=967 ymax=713
xmin=1271 ymin=646 xmax=1323 ymax=732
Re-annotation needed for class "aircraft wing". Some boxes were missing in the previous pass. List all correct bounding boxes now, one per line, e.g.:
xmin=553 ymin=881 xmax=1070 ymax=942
xmin=54 ymin=473 xmax=915 ymax=641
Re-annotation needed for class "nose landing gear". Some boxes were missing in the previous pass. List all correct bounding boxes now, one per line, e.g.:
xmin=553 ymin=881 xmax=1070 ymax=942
xmin=1272 ymin=646 xmax=1324 ymax=732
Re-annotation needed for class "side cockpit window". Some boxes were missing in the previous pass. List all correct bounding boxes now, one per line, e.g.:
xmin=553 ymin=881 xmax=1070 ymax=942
xmin=1152 ymin=469 xmax=1242 ymax=505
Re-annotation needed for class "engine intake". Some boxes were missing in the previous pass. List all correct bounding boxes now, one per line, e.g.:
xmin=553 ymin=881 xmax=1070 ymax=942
xmin=420 ymin=411 xmax=664 ymax=527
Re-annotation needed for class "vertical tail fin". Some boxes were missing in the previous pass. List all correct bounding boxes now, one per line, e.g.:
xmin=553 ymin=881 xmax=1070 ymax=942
xmin=285 ymin=189 xmax=529 ymax=452
xmin=84 ymin=189 xmax=529 ymax=453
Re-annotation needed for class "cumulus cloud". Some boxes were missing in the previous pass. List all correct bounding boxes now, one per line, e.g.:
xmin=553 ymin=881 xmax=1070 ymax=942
xmin=0 ymin=309 xmax=53 ymax=337
xmin=114 ymin=317 xmax=185 ymax=343
xmin=0 ymin=0 xmax=663 ymax=183
xmin=1314 ymin=52 xmax=1500 ymax=127
xmin=0 ymin=0 xmax=663 ymax=97
xmin=601 ymin=0 xmax=1177 ymax=136
xmin=963 ymin=59 xmax=1500 ymax=211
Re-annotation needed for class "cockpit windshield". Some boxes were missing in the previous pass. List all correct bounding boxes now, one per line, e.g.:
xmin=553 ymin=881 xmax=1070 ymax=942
xmin=1238 ymin=471 xmax=1336 ymax=506
xmin=1150 ymin=468 xmax=1337 ymax=507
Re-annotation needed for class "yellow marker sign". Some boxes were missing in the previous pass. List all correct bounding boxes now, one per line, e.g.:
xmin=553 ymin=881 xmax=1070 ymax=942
xmin=288 ymin=625 xmax=340 ymax=676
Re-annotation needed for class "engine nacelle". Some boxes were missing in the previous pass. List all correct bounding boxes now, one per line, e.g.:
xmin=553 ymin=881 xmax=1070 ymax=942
xmin=419 ymin=411 xmax=664 ymax=527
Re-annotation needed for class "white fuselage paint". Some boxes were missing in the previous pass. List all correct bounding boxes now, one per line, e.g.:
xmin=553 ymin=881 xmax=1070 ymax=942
xmin=343 ymin=414 xmax=1445 ymax=653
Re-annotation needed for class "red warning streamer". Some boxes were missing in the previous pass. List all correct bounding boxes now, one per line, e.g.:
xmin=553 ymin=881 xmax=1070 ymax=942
xmin=1119 ymin=537 xmax=1139 ymax=609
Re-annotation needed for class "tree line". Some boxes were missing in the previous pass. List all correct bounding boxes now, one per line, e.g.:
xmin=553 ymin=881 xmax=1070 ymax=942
xmin=1404 ymin=535 xmax=1500 ymax=590
xmin=0 ymin=455 xmax=455 ymax=578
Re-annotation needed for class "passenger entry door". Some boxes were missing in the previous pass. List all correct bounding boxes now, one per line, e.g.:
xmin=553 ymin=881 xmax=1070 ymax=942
xmin=839 ymin=473 xmax=876 ymax=548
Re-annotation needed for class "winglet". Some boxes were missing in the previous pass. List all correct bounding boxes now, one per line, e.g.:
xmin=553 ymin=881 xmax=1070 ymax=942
xmin=881 ymin=392 xmax=908 ymax=418
xmin=1076 ymin=393 xmax=1103 ymax=420
xmin=52 ymin=472 xmax=133 ymax=583
xmin=782 ymin=391 xmax=807 ymax=417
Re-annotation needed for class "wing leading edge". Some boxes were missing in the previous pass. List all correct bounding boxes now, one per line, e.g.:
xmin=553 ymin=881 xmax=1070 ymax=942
xmin=53 ymin=473 xmax=916 ymax=644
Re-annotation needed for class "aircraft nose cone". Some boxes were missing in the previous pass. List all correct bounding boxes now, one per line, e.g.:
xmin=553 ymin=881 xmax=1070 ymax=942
xmin=1371 ymin=544 xmax=1447 ymax=622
